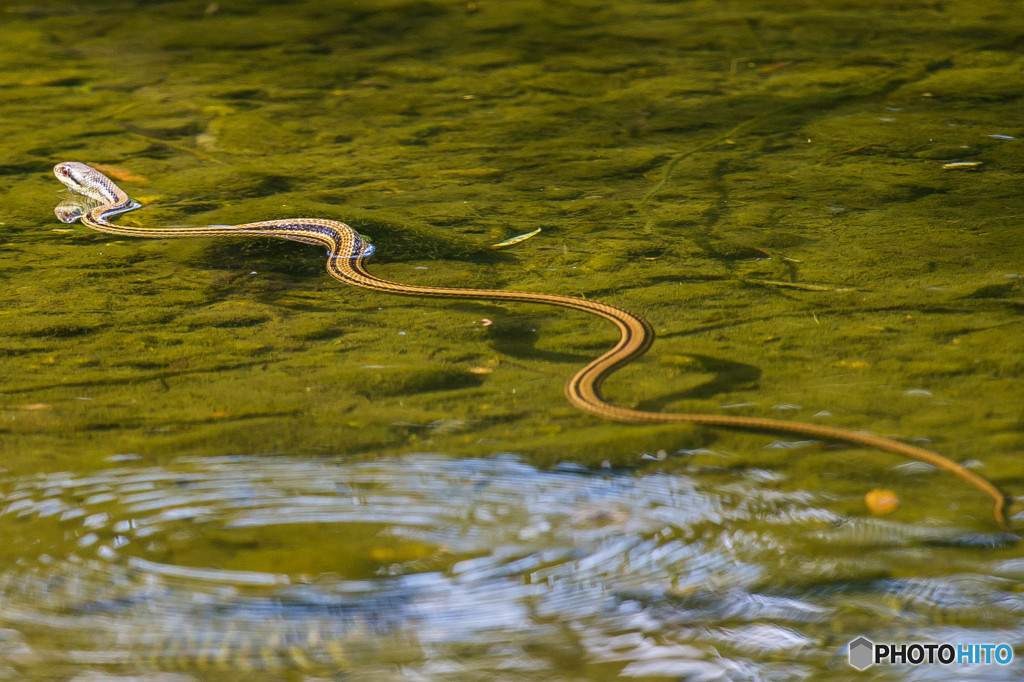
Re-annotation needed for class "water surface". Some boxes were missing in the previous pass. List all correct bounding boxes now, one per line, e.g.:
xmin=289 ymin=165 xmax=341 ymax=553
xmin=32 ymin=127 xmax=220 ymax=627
xmin=1 ymin=0 xmax=1023 ymax=677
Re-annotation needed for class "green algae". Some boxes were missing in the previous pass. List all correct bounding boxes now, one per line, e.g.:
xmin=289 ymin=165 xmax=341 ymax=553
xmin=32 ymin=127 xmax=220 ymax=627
xmin=1 ymin=1 xmax=1024 ymax=676
xmin=0 ymin=0 xmax=1021 ymax=550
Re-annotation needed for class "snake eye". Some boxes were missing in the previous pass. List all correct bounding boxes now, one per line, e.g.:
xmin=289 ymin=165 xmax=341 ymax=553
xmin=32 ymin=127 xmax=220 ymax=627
xmin=61 ymin=167 xmax=71 ymax=177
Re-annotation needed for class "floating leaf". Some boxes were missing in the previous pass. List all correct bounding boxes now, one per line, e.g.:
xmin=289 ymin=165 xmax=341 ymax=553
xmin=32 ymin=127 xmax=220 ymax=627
xmin=865 ymin=488 xmax=900 ymax=515
xmin=491 ymin=227 xmax=541 ymax=249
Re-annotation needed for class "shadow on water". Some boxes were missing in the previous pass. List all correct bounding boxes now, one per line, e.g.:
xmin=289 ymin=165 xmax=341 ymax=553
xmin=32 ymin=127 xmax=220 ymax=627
xmin=636 ymin=353 xmax=763 ymax=412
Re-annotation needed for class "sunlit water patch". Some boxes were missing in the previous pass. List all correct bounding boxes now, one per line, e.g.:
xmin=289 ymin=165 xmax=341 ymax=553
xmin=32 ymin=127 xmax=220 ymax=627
xmin=0 ymin=454 xmax=1020 ymax=679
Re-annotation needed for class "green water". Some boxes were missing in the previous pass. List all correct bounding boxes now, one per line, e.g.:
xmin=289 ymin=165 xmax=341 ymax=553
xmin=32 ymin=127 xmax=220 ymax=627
xmin=2 ymin=0 xmax=1024 ymax=678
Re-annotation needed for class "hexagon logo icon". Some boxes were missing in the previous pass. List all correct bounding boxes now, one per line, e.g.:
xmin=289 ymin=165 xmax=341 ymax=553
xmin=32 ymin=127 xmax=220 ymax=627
xmin=849 ymin=636 xmax=875 ymax=670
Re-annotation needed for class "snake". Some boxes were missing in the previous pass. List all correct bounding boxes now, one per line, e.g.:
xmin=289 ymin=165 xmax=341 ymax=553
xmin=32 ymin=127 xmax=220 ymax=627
xmin=52 ymin=161 xmax=1010 ymax=527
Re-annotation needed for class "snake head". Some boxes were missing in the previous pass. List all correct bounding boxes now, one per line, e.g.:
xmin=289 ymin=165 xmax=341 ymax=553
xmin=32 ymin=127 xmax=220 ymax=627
xmin=53 ymin=162 xmax=115 ymax=202
xmin=53 ymin=198 xmax=88 ymax=224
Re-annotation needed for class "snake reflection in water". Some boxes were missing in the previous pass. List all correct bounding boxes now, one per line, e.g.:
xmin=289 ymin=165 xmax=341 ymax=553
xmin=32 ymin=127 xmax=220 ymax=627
xmin=52 ymin=161 xmax=1009 ymax=527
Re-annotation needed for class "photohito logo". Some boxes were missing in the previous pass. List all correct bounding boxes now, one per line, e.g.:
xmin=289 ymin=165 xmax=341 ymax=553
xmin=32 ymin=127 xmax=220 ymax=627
xmin=848 ymin=636 xmax=1013 ymax=670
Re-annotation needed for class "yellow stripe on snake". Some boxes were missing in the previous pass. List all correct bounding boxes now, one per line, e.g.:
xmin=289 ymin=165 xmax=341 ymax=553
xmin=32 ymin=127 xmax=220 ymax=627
xmin=53 ymin=161 xmax=1010 ymax=527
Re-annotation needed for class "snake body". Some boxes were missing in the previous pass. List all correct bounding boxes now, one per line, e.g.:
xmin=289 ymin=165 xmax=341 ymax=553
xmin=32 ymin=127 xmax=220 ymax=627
xmin=53 ymin=161 xmax=1009 ymax=526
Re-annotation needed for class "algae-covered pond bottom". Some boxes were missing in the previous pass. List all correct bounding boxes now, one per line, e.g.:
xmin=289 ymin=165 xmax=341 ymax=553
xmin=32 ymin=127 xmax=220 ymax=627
xmin=3 ymin=0 xmax=1024 ymax=678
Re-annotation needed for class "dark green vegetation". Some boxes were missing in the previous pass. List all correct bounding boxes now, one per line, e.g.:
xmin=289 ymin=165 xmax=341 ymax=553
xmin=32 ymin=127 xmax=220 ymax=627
xmin=1 ymin=0 xmax=1024 ymax=675
xmin=5 ymin=0 xmax=1024 ymax=505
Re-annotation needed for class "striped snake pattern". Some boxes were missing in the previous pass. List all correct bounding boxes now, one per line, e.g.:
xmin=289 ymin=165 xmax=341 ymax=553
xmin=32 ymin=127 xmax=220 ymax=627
xmin=53 ymin=161 xmax=1009 ymax=526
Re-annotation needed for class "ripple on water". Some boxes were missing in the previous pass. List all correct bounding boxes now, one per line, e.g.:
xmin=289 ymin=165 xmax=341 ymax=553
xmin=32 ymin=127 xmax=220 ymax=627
xmin=0 ymin=454 xmax=1019 ymax=678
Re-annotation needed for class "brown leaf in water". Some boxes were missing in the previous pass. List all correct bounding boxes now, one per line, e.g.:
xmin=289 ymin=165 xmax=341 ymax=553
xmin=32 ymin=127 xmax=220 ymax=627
xmin=760 ymin=60 xmax=795 ymax=72
xmin=865 ymin=488 xmax=900 ymax=515
xmin=91 ymin=164 xmax=148 ymax=183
